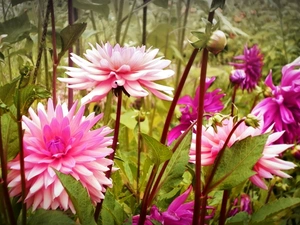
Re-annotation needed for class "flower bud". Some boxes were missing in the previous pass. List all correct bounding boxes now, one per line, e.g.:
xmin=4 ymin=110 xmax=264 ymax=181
xmin=230 ymin=69 xmax=246 ymax=85
xmin=206 ymin=30 xmax=227 ymax=55
xmin=245 ymin=114 xmax=260 ymax=128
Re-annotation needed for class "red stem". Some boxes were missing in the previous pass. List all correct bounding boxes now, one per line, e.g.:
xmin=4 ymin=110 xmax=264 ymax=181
xmin=219 ymin=190 xmax=230 ymax=225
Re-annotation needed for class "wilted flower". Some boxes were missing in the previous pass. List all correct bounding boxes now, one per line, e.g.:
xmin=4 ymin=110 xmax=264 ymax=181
xmin=206 ymin=30 xmax=227 ymax=55
xmin=230 ymin=44 xmax=263 ymax=91
xmin=167 ymin=77 xmax=224 ymax=145
xmin=59 ymin=42 xmax=174 ymax=104
xmin=252 ymin=56 xmax=300 ymax=144
xmin=229 ymin=194 xmax=252 ymax=217
xmin=189 ymin=117 xmax=296 ymax=189
xmin=7 ymin=99 xmax=114 ymax=212
xmin=132 ymin=186 xmax=215 ymax=225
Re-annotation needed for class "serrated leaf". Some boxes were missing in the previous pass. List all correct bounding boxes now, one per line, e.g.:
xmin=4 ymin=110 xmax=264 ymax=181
xmin=157 ymin=130 xmax=192 ymax=195
xmin=208 ymin=134 xmax=268 ymax=192
xmin=100 ymin=190 xmax=128 ymax=225
xmin=250 ymin=197 xmax=300 ymax=224
xmin=55 ymin=171 xmax=97 ymax=225
xmin=226 ymin=212 xmax=249 ymax=225
xmin=1 ymin=106 xmax=19 ymax=161
xmin=27 ymin=209 xmax=76 ymax=225
xmin=15 ymin=85 xmax=50 ymax=115
xmin=141 ymin=133 xmax=172 ymax=165
xmin=0 ymin=12 xmax=32 ymax=44
xmin=58 ymin=23 xmax=87 ymax=61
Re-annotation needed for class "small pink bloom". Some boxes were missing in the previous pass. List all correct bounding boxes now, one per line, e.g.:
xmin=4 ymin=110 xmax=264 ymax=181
xmin=189 ymin=117 xmax=295 ymax=189
xmin=7 ymin=99 xmax=114 ymax=212
xmin=229 ymin=193 xmax=252 ymax=217
xmin=59 ymin=42 xmax=174 ymax=104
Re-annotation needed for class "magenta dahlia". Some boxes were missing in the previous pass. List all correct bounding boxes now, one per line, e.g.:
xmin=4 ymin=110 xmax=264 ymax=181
xmin=189 ymin=117 xmax=295 ymax=189
xmin=229 ymin=44 xmax=263 ymax=91
xmin=167 ymin=77 xmax=224 ymax=145
xmin=7 ymin=99 xmax=114 ymax=212
xmin=58 ymin=42 xmax=174 ymax=104
xmin=252 ymin=56 xmax=300 ymax=144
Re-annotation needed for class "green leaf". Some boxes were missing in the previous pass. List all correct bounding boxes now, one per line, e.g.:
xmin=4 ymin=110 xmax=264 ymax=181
xmin=0 ymin=79 xmax=18 ymax=107
xmin=157 ymin=130 xmax=192 ymax=196
xmin=11 ymin=0 xmax=33 ymax=6
xmin=15 ymin=85 xmax=50 ymax=115
xmin=55 ymin=171 xmax=97 ymax=225
xmin=73 ymin=0 xmax=110 ymax=18
xmin=250 ymin=197 xmax=300 ymax=224
xmin=27 ymin=209 xmax=76 ymax=225
xmin=0 ymin=12 xmax=32 ymax=44
xmin=0 ymin=51 xmax=4 ymax=61
xmin=1 ymin=106 xmax=19 ymax=161
xmin=141 ymin=133 xmax=172 ymax=165
xmin=100 ymin=190 xmax=128 ymax=225
xmin=226 ymin=212 xmax=249 ymax=225
xmin=210 ymin=0 xmax=226 ymax=11
xmin=208 ymin=134 xmax=268 ymax=192
xmin=152 ymin=0 xmax=168 ymax=8
xmin=58 ymin=23 xmax=87 ymax=61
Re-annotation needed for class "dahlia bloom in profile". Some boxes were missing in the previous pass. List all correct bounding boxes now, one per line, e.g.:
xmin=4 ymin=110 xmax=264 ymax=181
xmin=229 ymin=44 xmax=263 ymax=91
xmin=7 ymin=99 xmax=114 ymax=212
xmin=132 ymin=186 xmax=215 ymax=225
xmin=167 ymin=77 xmax=224 ymax=145
xmin=229 ymin=194 xmax=252 ymax=217
xmin=252 ymin=56 xmax=300 ymax=144
xmin=59 ymin=42 xmax=174 ymax=104
xmin=189 ymin=117 xmax=296 ymax=189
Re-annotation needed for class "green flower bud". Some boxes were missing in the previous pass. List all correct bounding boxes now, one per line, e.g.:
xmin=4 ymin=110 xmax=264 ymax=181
xmin=206 ymin=30 xmax=227 ymax=55
xmin=245 ymin=114 xmax=260 ymax=128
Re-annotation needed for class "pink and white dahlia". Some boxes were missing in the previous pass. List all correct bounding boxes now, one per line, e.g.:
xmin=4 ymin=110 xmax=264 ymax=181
xmin=189 ymin=117 xmax=295 ymax=189
xmin=59 ymin=42 xmax=174 ymax=104
xmin=7 ymin=99 xmax=114 ymax=212
xmin=229 ymin=44 xmax=263 ymax=91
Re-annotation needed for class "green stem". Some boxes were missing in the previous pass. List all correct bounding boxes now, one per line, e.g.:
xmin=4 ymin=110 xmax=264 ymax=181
xmin=193 ymin=11 xmax=215 ymax=225
xmin=231 ymin=85 xmax=238 ymax=116
xmin=137 ymin=118 xmax=142 ymax=204
xmin=121 ymin=0 xmax=137 ymax=45
xmin=115 ymin=0 xmax=124 ymax=43
xmin=67 ymin=0 xmax=74 ymax=109
xmin=90 ymin=11 xmax=100 ymax=43
xmin=0 ymin=120 xmax=16 ymax=225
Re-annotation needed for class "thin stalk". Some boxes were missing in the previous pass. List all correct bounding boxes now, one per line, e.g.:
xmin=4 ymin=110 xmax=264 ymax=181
xmin=219 ymin=190 xmax=230 ymax=225
xmin=67 ymin=0 xmax=74 ymax=109
xmin=231 ymin=85 xmax=238 ymax=116
xmin=160 ymin=49 xmax=198 ymax=144
xmin=94 ymin=90 xmax=123 ymax=221
xmin=16 ymin=79 xmax=26 ymax=225
xmin=115 ymin=0 xmax=124 ymax=43
xmin=121 ymin=0 xmax=137 ymax=45
xmin=0 ymin=120 xmax=16 ymax=225
xmin=265 ymin=183 xmax=274 ymax=204
xmin=49 ymin=0 xmax=58 ymax=106
xmin=193 ymin=11 xmax=215 ymax=225
xmin=136 ymin=118 xmax=142 ymax=204
xmin=7 ymin=50 xmax=12 ymax=81
xmin=90 ymin=11 xmax=100 ymax=43
xmin=148 ymin=120 xmax=197 ymax=205
xmin=32 ymin=0 xmax=51 ymax=85
xmin=142 ymin=0 xmax=149 ymax=45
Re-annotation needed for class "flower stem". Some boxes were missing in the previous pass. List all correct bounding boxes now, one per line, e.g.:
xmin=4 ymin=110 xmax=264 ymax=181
xmin=94 ymin=90 xmax=122 ymax=221
xmin=16 ymin=78 xmax=27 ymax=225
xmin=67 ymin=0 xmax=74 ymax=109
xmin=231 ymin=85 xmax=238 ymax=116
xmin=121 ymin=0 xmax=137 ymax=45
xmin=137 ymin=119 xmax=142 ymax=204
xmin=160 ymin=48 xmax=198 ymax=144
xmin=0 ymin=121 xmax=16 ymax=225
xmin=219 ymin=190 xmax=230 ymax=225
xmin=193 ymin=11 xmax=215 ymax=225
xmin=49 ymin=0 xmax=58 ymax=106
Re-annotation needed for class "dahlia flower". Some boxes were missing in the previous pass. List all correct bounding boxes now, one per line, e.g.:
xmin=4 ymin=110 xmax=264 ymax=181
xmin=7 ymin=99 xmax=114 ymax=212
xmin=252 ymin=56 xmax=300 ymax=144
xmin=229 ymin=44 xmax=263 ymax=91
xmin=167 ymin=77 xmax=224 ymax=145
xmin=59 ymin=42 xmax=174 ymax=104
xmin=229 ymin=194 xmax=252 ymax=217
xmin=189 ymin=117 xmax=295 ymax=189
xmin=132 ymin=186 xmax=215 ymax=225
